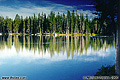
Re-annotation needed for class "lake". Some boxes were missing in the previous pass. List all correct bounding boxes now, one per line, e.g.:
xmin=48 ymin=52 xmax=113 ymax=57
xmin=0 ymin=36 xmax=116 ymax=80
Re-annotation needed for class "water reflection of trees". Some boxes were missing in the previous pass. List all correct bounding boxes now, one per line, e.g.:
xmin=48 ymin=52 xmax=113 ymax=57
xmin=0 ymin=36 xmax=115 ymax=58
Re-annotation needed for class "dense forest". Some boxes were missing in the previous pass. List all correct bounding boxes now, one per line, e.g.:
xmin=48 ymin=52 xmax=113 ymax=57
xmin=0 ymin=10 xmax=114 ymax=36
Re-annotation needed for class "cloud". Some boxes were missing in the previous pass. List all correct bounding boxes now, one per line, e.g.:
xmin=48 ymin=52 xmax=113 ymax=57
xmin=79 ymin=46 xmax=115 ymax=58
xmin=0 ymin=44 xmax=71 ymax=64
xmin=78 ymin=57 xmax=98 ymax=61
xmin=84 ymin=58 xmax=98 ymax=61
xmin=78 ymin=5 xmax=94 ymax=7
xmin=0 ymin=0 xmax=96 ymax=19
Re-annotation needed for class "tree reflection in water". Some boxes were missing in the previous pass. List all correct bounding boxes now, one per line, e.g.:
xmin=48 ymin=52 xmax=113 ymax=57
xmin=0 ymin=35 xmax=115 ymax=58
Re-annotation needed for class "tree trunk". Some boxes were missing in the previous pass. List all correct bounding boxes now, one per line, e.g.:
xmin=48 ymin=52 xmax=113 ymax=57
xmin=115 ymin=23 xmax=120 ymax=77
xmin=115 ymin=0 xmax=120 ymax=77
xmin=2 ymin=22 xmax=5 ymax=36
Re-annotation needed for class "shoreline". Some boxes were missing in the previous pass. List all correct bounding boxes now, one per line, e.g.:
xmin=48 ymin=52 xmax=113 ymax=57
xmin=0 ymin=33 xmax=96 ymax=36
xmin=0 ymin=33 xmax=113 ymax=37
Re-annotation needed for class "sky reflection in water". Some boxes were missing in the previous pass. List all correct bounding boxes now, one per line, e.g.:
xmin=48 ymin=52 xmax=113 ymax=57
xmin=0 ymin=36 xmax=116 ymax=80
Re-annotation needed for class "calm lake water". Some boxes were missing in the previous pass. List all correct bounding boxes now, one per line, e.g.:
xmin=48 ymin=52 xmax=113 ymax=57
xmin=0 ymin=36 xmax=116 ymax=80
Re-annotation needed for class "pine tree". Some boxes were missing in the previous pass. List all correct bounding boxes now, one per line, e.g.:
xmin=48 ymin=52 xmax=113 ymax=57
xmin=62 ymin=13 xmax=66 ymax=33
xmin=85 ymin=14 xmax=90 ymax=34
xmin=38 ymin=13 xmax=41 ymax=34
xmin=0 ymin=17 xmax=4 ymax=33
xmin=59 ymin=14 xmax=62 ymax=33
xmin=71 ymin=10 xmax=75 ymax=34
xmin=43 ymin=13 xmax=47 ymax=33
xmin=49 ymin=11 xmax=54 ymax=33
xmin=75 ymin=10 xmax=79 ymax=33
xmin=23 ymin=20 xmax=25 ymax=35
xmin=26 ymin=18 xmax=30 ymax=34
xmin=33 ymin=13 xmax=37 ymax=34
xmin=41 ymin=12 xmax=44 ymax=33
xmin=80 ymin=13 xmax=85 ymax=33
xmin=30 ymin=16 xmax=34 ymax=34
xmin=20 ymin=16 xmax=23 ymax=33
xmin=53 ymin=13 xmax=56 ymax=33
xmin=13 ymin=14 xmax=20 ymax=33
xmin=67 ymin=10 xmax=71 ymax=34
xmin=6 ymin=17 xmax=12 ymax=33
xmin=56 ymin=12 xmax=61 ymax=33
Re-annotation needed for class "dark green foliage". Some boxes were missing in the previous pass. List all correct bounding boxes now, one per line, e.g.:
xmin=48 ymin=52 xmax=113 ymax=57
xmin=13 ymin=14 xmax=20 ymax=33
xmin=92 ymin=0 xmax=118 ymax=35
xmin=95 ymin=65 xmax=117 ymax=76
xmin=19 ymin=16 xmax=23 ymax=33
xmin=85 ymin=14 xmax=90 ymax=34
xmin=0 ymin=11 xmax=105 ymax=35
xmin=80 ymin=13 xmax=85 ymax=33
xmin=6 ymin=16 xmax=12 ymax=33
xmin=67 ymin=10 xmax=71 ymax=34
xmin=93 ymin=65 xmax=118 ymax=80
xmin=62 ymin=13 xmax=66 ymax=33
xmin=23 ymin=20 xmax=25 ymax=34
xmin=49 ymin=11 xmax=54 ymax=33
xmin=0 ymin=16 xmax=4 ymax=33
xmin=26 ymin=17 xmax=30 ymax=34
xmin=75 ymin=10 xmax=79 ymax=33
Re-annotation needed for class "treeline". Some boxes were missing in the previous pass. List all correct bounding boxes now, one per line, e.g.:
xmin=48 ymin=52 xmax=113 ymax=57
xmin=0 ymin=10 xmax=102 ymax=35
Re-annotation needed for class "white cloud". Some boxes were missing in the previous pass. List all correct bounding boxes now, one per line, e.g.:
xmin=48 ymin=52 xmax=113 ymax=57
xmin=80 ymin=57 xmax=98 ymax=61
xmin=79 ymin=46 xmax=115 ymax=58
xmin=0 ymin=44 xmax=71 ymax=65
xmin=0 ymin=0 xmax=96 ymax=19
xmin=78 ymin=5 xmax=94 ymax=7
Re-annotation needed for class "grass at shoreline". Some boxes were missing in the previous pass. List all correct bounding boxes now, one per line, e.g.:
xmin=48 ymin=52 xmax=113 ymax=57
xmin=0 ymin=33 xmax=107 ymax=37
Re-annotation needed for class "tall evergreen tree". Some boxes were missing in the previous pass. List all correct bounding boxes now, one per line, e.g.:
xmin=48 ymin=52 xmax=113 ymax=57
xmin=62 ymin=13 xmax=66 ymax=33
xmin=23 ymin=20 xmax=25 ymax=35
xmin=75 ymin=10 xmax=79 ymax=33
xmin=59 ymin=14 xmax=63 ymax=33
xmin=43 ymin=13 xmax=47 ymax=33
xmin=13 ymin=14 xmax=20 ymax=33
xmin=38 ymin=13 xmax=41 ymax=34
xmin=26 ymin=18 xmax=30 ymax=34
xmin=6 ymin=17 xmax=12 ymax=33
xmin=71 ymin=10 xmax=75 ymax=34
xmin=85 ymin=14 xmax=90 ymax=34
xmin=67 ymin=10 xmax=71 ymax=34
xmin=80 ymin=13 xmax=85 ymax=33
xmin=33 ymin=14 xmax=37 ymax=34
xmin=41 ymin=12 xmax=44 ymax=33
xmin=20 ymin=16 xmax=23 ymax=33
xmin=53 ymin=13 xmax=56 ymax=33
xmin=0 ymin=17 xmax=4 ymax=33
xmin=49 ymin=11 xmax=54 ymax=33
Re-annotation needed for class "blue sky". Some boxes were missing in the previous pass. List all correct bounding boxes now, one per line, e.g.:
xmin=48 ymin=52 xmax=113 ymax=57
xmin=0 ymin=0 xmax=96 ymax=19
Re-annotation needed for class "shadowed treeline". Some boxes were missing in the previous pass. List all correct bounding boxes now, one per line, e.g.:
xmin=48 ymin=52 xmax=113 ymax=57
xmin=92 ymin=0 xmax=120 ymax=78
xmin=0 ymin=36 xmax=115 ymax=58
xmin=115 ymin=0 xmax=120 ymax=77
